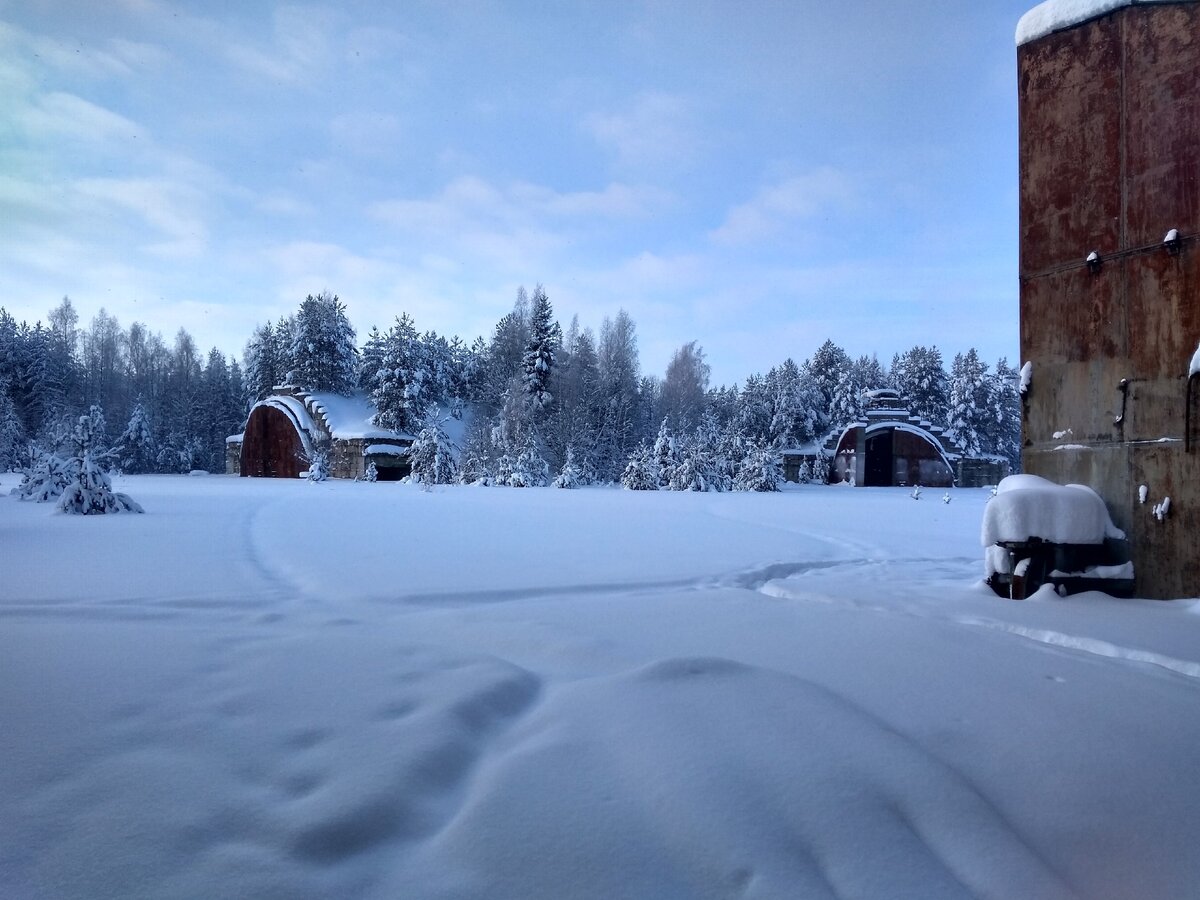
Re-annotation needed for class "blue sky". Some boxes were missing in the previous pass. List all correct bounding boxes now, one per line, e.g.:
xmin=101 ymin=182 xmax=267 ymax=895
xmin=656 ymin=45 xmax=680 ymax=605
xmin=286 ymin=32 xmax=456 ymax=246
xmin=1 ymin=0 xmax=1035 ymax=387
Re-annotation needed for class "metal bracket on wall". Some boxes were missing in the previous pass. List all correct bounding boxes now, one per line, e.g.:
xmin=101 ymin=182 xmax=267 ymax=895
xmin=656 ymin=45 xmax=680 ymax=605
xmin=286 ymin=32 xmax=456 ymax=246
xmin=1114 ymin=379 xmax=1129 ymax=432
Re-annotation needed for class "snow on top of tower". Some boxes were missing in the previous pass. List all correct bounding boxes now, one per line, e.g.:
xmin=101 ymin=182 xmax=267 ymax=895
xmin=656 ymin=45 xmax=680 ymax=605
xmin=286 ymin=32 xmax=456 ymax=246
xmin=1016 ymin=0 xmax=1186 ymax=46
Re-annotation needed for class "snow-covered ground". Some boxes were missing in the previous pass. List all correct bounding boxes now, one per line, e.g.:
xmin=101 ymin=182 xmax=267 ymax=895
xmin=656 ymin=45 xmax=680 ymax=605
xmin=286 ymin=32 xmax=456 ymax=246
xmin=3 ymin=475 xmax=1199 ymax=899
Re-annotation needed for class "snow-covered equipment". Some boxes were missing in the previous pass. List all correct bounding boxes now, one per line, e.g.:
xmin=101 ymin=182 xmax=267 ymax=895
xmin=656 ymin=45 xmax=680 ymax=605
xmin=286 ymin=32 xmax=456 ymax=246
xmin=982 ymin=475 xmax=1132 ymax=599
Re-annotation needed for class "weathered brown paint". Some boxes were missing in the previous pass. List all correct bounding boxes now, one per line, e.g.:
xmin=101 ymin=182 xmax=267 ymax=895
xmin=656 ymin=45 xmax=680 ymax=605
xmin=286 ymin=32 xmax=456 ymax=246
xmin=240 ymin=405 xmax=304 ymax=478
xmin=1018 ymin=2 xmax=1200 ymax=598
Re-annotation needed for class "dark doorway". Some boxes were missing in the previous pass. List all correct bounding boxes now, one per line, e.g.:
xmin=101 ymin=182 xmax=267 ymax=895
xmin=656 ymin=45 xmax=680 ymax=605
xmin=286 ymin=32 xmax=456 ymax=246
xmin=864 ymin=431 xmax=893 ymax=486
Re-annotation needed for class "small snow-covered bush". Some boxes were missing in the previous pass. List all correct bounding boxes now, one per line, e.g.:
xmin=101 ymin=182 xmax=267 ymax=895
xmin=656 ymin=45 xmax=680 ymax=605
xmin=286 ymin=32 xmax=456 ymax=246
xmin=363 ymin=461 xmax=378 ymax=482
xmin=12 ymin=451 xmax=71 ymax=502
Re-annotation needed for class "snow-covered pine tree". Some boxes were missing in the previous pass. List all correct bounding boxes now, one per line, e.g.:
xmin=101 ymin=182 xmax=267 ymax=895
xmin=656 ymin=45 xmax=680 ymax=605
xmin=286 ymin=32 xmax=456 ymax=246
xmin=620 ymin=443 xmax=659 ymax=491
xmin=363 ymin=460 xmax=378 ymax=482
xmin=0 ymin=376 xmax=25 ymax=471
xmin=797 ymin=458 xmax=813 ymax=484
xmin=806 ymin=340 xmax=852 ymax=430
xmin=652 ymin=418 xmax=680 ymax=487
xmin=522 ymin=284 xmax=560 ymax=412
xmin=302 ymin=441 xmax=330 ymax=482
xmin=890 ymin=346 xmax=949 ymax=426
xmin=116 ymin=400 xmax=156 ymax=473
xmin=369 ymin=314 xmax=430 ymax=434
xmin=409 ymin=418 xmax=459 ymax=486
xmin=946 ymin=348 xmax=990 ymax=458
xmin=287 ymin=292 xmax=357 ymax=395
xmin=733 ymin=443 xmax=783 ymax=492
xmin=812 ymin=447 xmax=831 ymax=484
xmin=458 ymin=415 xmax=494 ymax=485
xmin=508 ymin=436 xmax=549 ymax=488
xmin=552 ymin=445 xmax=584 ymax=489
xmin=57 ymin=406 xmax=143 ymax=514
xmin=986 ymin=357 xmax=1022 ymax=471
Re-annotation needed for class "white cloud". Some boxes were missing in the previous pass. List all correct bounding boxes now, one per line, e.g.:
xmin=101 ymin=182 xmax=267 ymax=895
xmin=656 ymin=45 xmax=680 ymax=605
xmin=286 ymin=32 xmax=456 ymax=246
xmin=709 ymin=168 xmax=861 ymax=245
xmin=583 ymin=92 xmax=699 ymax=168
xmin=224 ymin=5 xmax=336 ymax=84
xmin=17 ymin=91 xmax=145 ymax=145
xmin=75 ymin=176 xmax=209 ymax=258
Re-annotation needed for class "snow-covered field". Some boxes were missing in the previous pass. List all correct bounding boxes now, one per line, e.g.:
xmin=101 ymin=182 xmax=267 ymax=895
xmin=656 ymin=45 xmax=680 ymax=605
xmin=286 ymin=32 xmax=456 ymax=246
xmin=3 ymin=475 xmax=1199 ymax=899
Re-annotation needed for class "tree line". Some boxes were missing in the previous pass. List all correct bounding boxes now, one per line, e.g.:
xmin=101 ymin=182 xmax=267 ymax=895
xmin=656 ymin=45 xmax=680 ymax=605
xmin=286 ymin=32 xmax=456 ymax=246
xmin=0 ymin=289 xmax=1020 ymax=487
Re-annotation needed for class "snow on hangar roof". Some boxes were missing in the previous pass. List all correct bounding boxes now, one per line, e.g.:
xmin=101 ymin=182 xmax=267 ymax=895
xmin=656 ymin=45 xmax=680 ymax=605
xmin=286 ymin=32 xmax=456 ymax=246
xmin=1017 ymin=0 xmax=1192 ymax=45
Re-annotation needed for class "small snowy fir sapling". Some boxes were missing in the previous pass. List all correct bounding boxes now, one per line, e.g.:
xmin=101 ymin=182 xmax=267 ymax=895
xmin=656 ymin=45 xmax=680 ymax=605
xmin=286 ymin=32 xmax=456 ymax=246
xmin=733 ymin=444 xmax=782 ymax=492
xmin=552 ymin=446 xmax=583 ymax=489
xmin=303 ymin=444 xmax=330 ymax=482
xmin=812 ymin=448 xmax=831 ymax=484
xmin=911 ymin=485 xmax=922 ymax=500
xmin=621 ymin=444 xmax=659 ymax=491
xmin=57 ymin=407 xmax=144 ymax=515
xmin=797 ymin=458 xmax=813 ymax=485
xmin=942 ymin=492 xmax=951 ymax=504
xmin=11 ymin=450 xmax=71 ymax=502
xmin=363 ymin=461 xmax=378 ymax=482
xmin=507 ymin=439 xmax=549 ymax=488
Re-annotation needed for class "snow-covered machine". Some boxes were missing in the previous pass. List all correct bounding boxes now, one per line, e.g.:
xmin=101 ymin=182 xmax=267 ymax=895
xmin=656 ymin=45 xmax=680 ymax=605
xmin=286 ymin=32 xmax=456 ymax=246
xmin=982 ymin=475 xmax=1134 ymax=599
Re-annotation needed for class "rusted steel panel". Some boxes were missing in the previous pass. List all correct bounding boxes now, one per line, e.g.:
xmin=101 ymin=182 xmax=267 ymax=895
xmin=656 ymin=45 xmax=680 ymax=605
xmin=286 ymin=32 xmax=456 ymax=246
xmin=1018 ymin=2 xmax=1200 ymax=597
xmin=240 ymin=405 xmax=303 ymax=478
xmin=1123 ymin=4 xmax=1200 ymax=247
xmin=1018 ymin=16 xmax=1122 ymax=277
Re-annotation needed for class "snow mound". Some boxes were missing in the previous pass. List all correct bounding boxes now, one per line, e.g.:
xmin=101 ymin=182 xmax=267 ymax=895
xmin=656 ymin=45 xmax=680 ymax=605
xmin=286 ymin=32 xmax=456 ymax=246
xmin=1016 ymin=0 xmax=1185 ymax=46
xmin=982 ymin=474 xmax=1124 ymax=546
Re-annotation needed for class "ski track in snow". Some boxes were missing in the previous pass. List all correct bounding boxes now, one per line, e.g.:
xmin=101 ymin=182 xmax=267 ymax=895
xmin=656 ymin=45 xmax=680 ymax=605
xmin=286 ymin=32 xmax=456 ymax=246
xmin=758 ymin=557 xmax=1200 ymax=686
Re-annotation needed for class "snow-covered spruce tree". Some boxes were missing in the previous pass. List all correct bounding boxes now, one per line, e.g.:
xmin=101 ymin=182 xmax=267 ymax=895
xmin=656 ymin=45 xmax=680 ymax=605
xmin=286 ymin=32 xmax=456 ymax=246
xmin=522 ymin=284 xmax=560 ymax=413
xmin=57 ymin=407 xmax=143 ymax=514
xmin=508 ymin=436 xmax=549 ymax=488
xmin=286 ymin=292 xmax=357 ymax=395
xmin=409 ymin=418 xmax=458 ymax=486
xmin=946 ymin=348 xmax=990 ymax=458
xmin=458 ymin=416 xmax=494 ymax=485
xmin=363 ymin=460 xmax=378 ymax=482
xmin=890 ymin=345 xmax=949 ymax=426
xmin=985 ymin=358 xmax=1022 ymax=472
xmin=11 ymin=449 xmax=70 ymax=502
xmin=116 ymin=400 xmax=156 ymax=473
xmin=0 ymin=377 xmax=25 ymax=471
xmin=620 ymin=443 xmax=659 ymax=491
xmin=367 ymin=314 xmax=430 ymax=434
xmin=301 ymin=441 xmax=330 ymax=483
xmin=797 ymin=458 xmax=813 ymax=484
xmin=812 ymin=447 xmax=831 ymax=484
xmin=552 ymin=445 xmax=584 ymax=489
xmin=652 ymin=418 xmax=680 ymax=487
xmin=733 ymin=443 xmax=783 ymax=492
